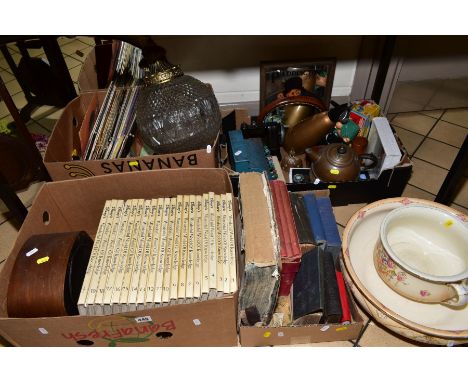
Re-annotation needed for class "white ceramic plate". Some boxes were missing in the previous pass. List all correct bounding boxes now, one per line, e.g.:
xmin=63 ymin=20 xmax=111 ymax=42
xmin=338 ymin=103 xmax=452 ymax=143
xmin=342 ymin=197 xmax=468 ymax=343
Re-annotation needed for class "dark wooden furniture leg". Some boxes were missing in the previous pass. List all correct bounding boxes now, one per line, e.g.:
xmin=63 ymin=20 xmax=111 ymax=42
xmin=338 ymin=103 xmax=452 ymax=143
xmin=0 ymin=74 xmax=50 ymax=182
xmin=435 ymin=135 xmax=468 ymax=206
xmin=0 ymin=172 xmax=28 ymax=228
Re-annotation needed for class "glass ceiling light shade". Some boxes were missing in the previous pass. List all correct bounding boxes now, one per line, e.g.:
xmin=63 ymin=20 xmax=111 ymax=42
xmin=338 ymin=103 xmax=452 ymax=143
xmin=136 ymin=57 xmax=221 ymax=154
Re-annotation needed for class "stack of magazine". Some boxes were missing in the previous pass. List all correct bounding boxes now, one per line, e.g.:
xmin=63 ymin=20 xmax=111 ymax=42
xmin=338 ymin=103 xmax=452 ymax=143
xmin=83 ymin=81 xmax=140 ymax=160
xmin=113 ymin=41 xmax=145 ymax=81
xmin=78 ymin=194 xmax=237 ymax=316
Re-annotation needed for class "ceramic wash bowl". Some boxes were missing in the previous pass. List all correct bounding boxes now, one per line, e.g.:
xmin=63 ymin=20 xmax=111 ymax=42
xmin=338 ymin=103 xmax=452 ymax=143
xmin=341 ymin=197 xmax=468 ymax=346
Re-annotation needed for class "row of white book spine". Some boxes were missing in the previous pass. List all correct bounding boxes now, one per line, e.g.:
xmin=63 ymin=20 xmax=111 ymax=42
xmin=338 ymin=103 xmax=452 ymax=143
xmin=77 ymin=193 xmax=237 ymax=316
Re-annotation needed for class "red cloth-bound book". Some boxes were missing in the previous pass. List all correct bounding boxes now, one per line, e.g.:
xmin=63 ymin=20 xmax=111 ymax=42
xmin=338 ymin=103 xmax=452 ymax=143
xmin=270 ymin=180 xmax=302 ymax=296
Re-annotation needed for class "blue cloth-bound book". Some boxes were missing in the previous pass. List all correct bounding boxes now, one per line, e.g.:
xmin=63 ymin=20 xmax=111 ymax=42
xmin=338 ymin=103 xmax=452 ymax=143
xmin=303 ymin=194 xmax=326 ymax=247
xmin=315 ymin=195 xmax=342 ymax=261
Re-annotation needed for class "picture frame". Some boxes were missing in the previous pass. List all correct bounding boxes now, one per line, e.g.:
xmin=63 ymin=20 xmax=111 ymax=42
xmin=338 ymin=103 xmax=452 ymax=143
xmin=260 ymin=59 xmax=336 ymax=109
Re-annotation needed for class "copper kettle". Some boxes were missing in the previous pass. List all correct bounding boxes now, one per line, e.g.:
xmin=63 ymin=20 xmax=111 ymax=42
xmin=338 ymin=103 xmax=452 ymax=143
xmin=305 ymin=143 xmax=377 ymax=182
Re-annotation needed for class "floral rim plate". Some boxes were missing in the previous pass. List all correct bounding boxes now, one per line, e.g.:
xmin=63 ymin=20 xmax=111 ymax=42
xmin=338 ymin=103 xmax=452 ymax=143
xmin=341 ymin=197 xmax=468 ymax=343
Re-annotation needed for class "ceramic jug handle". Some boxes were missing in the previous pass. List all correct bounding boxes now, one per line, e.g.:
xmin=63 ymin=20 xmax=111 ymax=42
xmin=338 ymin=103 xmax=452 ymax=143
xmin=359 ymin=153 xmax=378 ymax=170
xmin=443 ymin=280 xmax=468 ymax=307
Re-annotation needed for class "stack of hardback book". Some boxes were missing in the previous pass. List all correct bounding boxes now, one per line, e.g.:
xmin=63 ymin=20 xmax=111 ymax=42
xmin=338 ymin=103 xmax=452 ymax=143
xmin=291 ymin=193 xmax=342 ymax=259
xmin=78 ymin=194 xmax=237 ymax=315
xmin=82 ymin=81 xmax=140 ymax=160
xmin=238 ymin=173 xmax=281 ymax=326
xmin=269 ymin=180 xmax=302 ymax=296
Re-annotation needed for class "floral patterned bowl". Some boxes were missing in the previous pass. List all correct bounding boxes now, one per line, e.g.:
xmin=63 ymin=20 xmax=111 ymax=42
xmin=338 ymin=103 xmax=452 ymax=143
xmin=374 ymin=205 xmax=468 ymax=306
xmin=341 ymin=197 xmax=468 ymax=345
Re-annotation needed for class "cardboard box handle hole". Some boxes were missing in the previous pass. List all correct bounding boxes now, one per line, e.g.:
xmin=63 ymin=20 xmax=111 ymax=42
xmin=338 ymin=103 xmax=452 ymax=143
xmin=42 ymin=211 xmax=50 ymax=225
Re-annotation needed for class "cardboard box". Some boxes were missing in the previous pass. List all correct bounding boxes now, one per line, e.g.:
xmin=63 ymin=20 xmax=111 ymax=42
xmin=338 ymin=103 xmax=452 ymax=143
xmin=238 ymin=189 xmax=364 ymax=347
xmin=0 ymin=169 xmax=240 ymax=346
xmin=227 ymin=114 xmax=412 ymax=206
xmin=43 ymin=92 xmax=249 ymax=182
xmin=286 ymin=139 xmax=412 ymax=206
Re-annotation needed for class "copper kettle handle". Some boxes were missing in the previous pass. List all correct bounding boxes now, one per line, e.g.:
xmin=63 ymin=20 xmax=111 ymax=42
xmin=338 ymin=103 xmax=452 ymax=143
xmin=257 ymin=96 xmax=326 ymax=128
xmin=359 ymin=153 xmax=378 ymax=170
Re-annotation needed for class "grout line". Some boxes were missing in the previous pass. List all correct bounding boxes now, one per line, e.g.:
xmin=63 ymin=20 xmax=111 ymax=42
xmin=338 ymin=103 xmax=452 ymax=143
xmin=412 ymin=155 xmax=454 ymax=171
xmin=393 ymin=124 xmax=464 ymax=150
xmin=406 ymin=182 xmax=437 ymax=197
xmin=410 ymin=109 xmax=446 ymax=158
xmin=0 ymin=259 xmax=5 ymax=265
xmin=438 ymin=119 xmax=468 ymax=131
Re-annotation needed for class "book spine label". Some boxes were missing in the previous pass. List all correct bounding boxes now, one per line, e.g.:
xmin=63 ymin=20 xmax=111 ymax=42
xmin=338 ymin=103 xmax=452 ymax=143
xmin=111 ymin=200 xmax=138 ymax=309
xmin=162 ymin=198 xmax=176 ymax=303
xmin=193 ymin=195 xmax=203 ymax=299
xmin=186 ymin=195 xmax=196 ymax=299
xmin=208 ymin=192 xmax=217 ymax=291
xmin=87 ymin=199 xmax=118 ymax=312
xmin=201 ymin=194 xmax=210 ymax=295
xmin=226 ymin=194 xmax=237 ymax=293
xmin=154 ymin=198 xmax=170 ymax=304
xmin=130 ymin=200 xmax=154 ymax=304
xmin=146 ymin=199 xmax=164 ymax=304
xmin=215 ymin=195 xmax=224 ymax=293
xmin=178 ymin=196 xmax=190 ymax=300
xmin=103 ymin=200 xmax=131 ymax=308
xmin=119 ymin=199 xmax=144 ymax=306
xmin=95 ymin=200 xmax=124 ymax=307
xmin=170 ymin=196 xmax=184 ymax=301
xmin=78 ymin=200 xmax=113 ymax=314
xmin=221 ymin=194 xmax=230 ymax=293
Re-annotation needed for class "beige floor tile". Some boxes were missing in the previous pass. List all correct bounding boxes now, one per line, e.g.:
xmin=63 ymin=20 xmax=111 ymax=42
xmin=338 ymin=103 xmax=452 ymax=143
xmin=77 ymin=36 xmax=96 ymax=46
xmin=393 ymin=126 xmax=424 ymax=155
xmin=388 ymin=97 xmax=427 ymax=115
xmin=413 ymin=138 xmax=458 ymax=170
xmin=4 ymin=79 xmax=22 ymax=96
xmin=452 ymin=177 xmax=468 ymax=208
xmin=30 ymin=105 xmax=60 ymax=121
xmin=0 ymin=92 xmax=27 ymax=118
xmin=36 ymin=115 xmax=59 ymax=132
xmin=57 ymin=36 xmax=75 ymax=46
xmin=420 ymin=109 xmax=444 ymax=119
xmin=0 ymin=219 xmax=19 ymax=262
xmin=428 ymin=120 xmax=467 ymax=148
xmin=408 ymin=158 xmax=448 ymax=195
xmin=332 ymin=203 xmax=366 ymax=227
xmin=386 ymin=113 xmax=396 ymax=121
xmin=26 ymin=121 xmax=50 ymax=135
xmin=64 ymin=55 xmax=83 ymax=70
xmin=358 ymin=321 xmax=419 ymax=347
xmin=441 ymin=108 xmax=468 ymax=128
xmin=69 ymin=65 xmax=82 ymax=83
xmin=0 ymin=181 xmax=45 ymax=224
xmin=69 ymin=46 xmax=93 ymax=63
xmin=427 ymin=84 xmax=468 ymax=110
xmin=402 ymin=184 xmax=435 ymax=201
xmin=0 ymin=69 xmax=15 ymax=83
xmin=60 ymin=40 xmax=90 ymax=57
xmin=392 ymin=112 xmax=437 ymax=135
xmin=388 ymin=81 xmax=439 ymax=114
xmin=0 ymin=100 xmax=8 ymax=118
xmin=6 ymin=42 xmax=19 ymax=53
xmin=0 ymin=52 xmax=21 ymax=69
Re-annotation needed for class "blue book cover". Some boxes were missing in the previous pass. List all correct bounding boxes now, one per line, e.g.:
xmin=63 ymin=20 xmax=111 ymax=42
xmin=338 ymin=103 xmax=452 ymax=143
xmin=315 ymin=196 xmax=342 ymax=260
xmin=303 ymin=194 xmax=326 ymax=247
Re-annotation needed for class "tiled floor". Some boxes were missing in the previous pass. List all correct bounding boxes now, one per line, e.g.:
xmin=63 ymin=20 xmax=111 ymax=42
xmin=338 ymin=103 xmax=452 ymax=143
xmin=1 ymin=38 xmax=468 ymax=347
